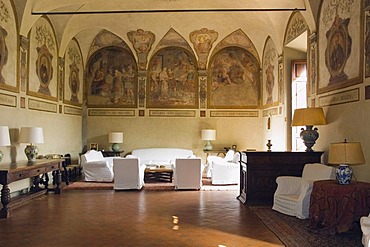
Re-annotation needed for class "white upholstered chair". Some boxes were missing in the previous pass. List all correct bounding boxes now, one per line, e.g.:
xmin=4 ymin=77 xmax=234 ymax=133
xmin=207 ymin=150 xmax=241 ymax=185
xmin=113 ymin=157 xmax=146 ymax=190
xmin=361 ymin=214 xmax=370 ymax=247
xmin=81 ymin=150 xmax=114 ymax=182
xmin=174 ymin=158 xmax=202 ymax=190
xmin=272 ymin=163 xmax=335 ymax=219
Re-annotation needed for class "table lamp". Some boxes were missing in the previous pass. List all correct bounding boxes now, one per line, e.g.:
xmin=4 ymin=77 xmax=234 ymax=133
xmin=109 ymin=132 xmax=123 ymax=152
xmin=292 ymin=107 xmax=327 ymax=152
xmin=19 ymin=127 xmax=44 ymax=161
xmin=0 ymin=126 xmax=11 ymax=163
xmin=328 ymin=140 xmax=365 ymax=185
xmin=201 ymin=129 xmax=216 ymax=151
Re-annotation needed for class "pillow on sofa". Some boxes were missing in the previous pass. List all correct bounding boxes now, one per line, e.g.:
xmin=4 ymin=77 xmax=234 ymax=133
xmin=225 ymin=150 xmax=235 ymax=162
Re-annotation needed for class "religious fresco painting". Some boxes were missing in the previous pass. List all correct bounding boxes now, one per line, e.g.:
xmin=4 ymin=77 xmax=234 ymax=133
xmin=208 ymin=47 xmax=260 ymax=109
xmin=147 ymin=47 xmax=198 ymax=109
xmin=28 ymin=17 xmax=58 ymax=101
xmin=0 ymin=0 xmax=18 ymax=93
xmin=262 ymin=37 xmax=278 ymax=107
xmin=64 ymin=38 xmax=83 ymax=106
xmin=86 ymin=47 xmax=137 ymax=107
xmin=318 ymin=0 xmax=363 ymax=94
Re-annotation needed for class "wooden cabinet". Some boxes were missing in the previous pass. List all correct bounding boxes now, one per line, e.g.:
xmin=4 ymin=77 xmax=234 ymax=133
xmin=237 ymin=151 xmax=323 ymax=205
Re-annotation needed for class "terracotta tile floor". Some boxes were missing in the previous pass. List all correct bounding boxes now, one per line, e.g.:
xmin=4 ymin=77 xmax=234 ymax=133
xmin=0 ymin=190 xmax=283 ymax=247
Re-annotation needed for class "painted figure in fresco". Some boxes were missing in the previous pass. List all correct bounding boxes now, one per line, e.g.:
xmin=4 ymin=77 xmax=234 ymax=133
xmin=101 ymin=68 xmax=113 ymax=96
xmin=91 ymin=66 xmax=105 ymax=95
xmin=69 ymin=62 xmax=80 ymax=103
xmin=265 ymin=64 xmax=275 ymax=105
xmin=111 ymin=69 xmax=123 ymax=103
xmin=123 ymin=65 xmax=135 ymax=102
xmin=36 ymin=44 xmax=53 ymax=95
xmin=325 ymin=13 xmax=351 ymax=84
xmin=0 ymin=26 xmax=8 ymax=84
xmin=330 ymin=33 xmax=345 ymax=71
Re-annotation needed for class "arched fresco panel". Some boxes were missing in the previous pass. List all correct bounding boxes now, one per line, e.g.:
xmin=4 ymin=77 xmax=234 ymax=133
xmin=86 ymin=46 xmax=137 ymax=107
xmin=28 ymin=16 xmax=58 ymax=101
xmin=262 ymin=37 xmax=279 ymax=107
xmin=0 ymin=0 xmax=18 ymax=93
xmin=64 ymin=38 xmax=83 ymax=106
xmin=208 ymin=47 xmax=260 ymax=109
xmin=147 ymin=47 xmax=198 ymax=108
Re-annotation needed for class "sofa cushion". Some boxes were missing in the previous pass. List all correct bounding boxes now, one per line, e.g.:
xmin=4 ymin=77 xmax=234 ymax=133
xmin=81 ymin=150 xmax=105 ymax=165
xmin=132 ymin=148 xmax=194 ymax=165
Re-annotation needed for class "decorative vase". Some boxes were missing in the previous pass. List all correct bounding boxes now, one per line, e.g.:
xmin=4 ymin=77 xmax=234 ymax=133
xmin=111 ymin=143 xmax=120 ymax=152
xmin=336 ymin=164 xmax=352 ymax=185
xmin=24 ymin=144 xmax=38 ymax=161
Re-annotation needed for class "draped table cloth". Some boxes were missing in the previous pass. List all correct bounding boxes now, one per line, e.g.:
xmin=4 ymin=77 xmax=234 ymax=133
xmin=309 ymin=180 xmax=370 ymax=234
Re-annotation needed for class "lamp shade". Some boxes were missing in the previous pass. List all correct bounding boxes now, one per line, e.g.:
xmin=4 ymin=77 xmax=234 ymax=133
xmin=201 ymin=129 xmax=216 ymax=141
xmin=19 ymin=127 xmax=44 ymax=144
xmin=292 ymin=107 xmax=327 ymax=126
xmin=0 ymin=126 xmax=11 ymax=146
xmin=109 ymin=132 xmax=123 ymax=143
xmin=328 ymin=141 xmax=365 ymax=165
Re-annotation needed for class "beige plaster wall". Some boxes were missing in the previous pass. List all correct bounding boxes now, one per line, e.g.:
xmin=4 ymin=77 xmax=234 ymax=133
xmin=312 ymin=97 xmax=370 ymax=182
xmin=87 ymin=113 xmax=263 ymax=163
xmin=0 ymin=104 xmax=82 ymax=191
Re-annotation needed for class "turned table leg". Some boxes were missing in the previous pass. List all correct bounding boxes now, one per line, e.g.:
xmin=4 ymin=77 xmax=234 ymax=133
xmin=0 ymin=184 xmax=10 ymax=218
xmin=53 ymin=169 xmax=62 ymax=194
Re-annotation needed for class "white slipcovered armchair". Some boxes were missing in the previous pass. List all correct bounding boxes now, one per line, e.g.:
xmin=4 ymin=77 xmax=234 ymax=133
xmin=113 ymin=157 xmax=146 ymax=190
xmin=272 ymin=163 xmax=335 ymax=219
xmin=81 ymin=150 xmax=114 ymax=182
xmin=361 ymin=214 xmax=370 ymax=247
xmin=174 ymin=158 xmax=202 ymax=190
xmin=206 ymin=150 xmax=241 ymax=185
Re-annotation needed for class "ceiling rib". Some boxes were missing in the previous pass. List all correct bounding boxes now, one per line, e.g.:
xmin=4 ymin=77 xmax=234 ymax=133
xmin=31 ymin=7 xmax=306 ymax=15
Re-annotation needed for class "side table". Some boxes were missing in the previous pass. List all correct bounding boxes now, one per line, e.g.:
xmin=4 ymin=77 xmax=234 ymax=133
xmin=309 ymin=180 xmax=370 ymax=234
xmin=101 ymin=150 xmax=124 ymax=157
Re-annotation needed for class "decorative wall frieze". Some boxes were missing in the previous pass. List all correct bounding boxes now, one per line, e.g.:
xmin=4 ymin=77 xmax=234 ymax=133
xmin=210 ymin=110 xmax=258 ymax=117
xmin=127 ymin=29 xmax=155 ymax=70
xmin=88 ymin=109 xmax=136 ymax=116
xmin=190 ymin=28 xmax=218 ymax=70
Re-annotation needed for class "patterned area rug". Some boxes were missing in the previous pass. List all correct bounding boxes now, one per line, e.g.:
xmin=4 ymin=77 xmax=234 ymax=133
xmin=63 ymin=178 xmax=238 ymax=191
xmin=250 ymin=206 xmax=363 ymax=247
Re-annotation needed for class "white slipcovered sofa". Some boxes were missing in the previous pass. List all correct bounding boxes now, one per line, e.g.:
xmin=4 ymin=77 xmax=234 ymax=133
xmin=81 ymin=150 xmax=115 ymax=182
xmin=206 ymin=150 xmax=243 ymax=185
xmin=131 ymin=148 xmax=195 ymax=168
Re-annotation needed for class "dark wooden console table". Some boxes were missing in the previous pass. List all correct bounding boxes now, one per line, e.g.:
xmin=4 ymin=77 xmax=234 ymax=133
xmin=0 ymin=158 xmax=63 ymax=219
xmin=237 ymin=151 xmax=323 ymax=204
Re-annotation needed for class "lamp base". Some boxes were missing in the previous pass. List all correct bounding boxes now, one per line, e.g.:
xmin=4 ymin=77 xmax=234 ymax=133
xmin=111 ymin=143 xmax=120 ymax=152
xmin=0 ymin=150 xmax=3 ymax=162
xmin=300 ymin=125 xmax=319 ymax=152
xmin=24 ymin=144 xmax=38 ymax=161
xmin=336 ymin=164 xmax=352 ymax=185
xmin=203 ymin=140 xmax=213 ymax=151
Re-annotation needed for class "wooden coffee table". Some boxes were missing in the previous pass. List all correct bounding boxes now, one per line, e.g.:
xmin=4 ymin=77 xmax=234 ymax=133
xmin=144 ymin=165 xmax=173 ymax=183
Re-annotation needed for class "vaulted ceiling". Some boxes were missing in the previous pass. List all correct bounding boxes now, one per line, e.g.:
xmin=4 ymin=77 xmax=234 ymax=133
xmin=16 ymin=0 xmax=315 ymax=60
